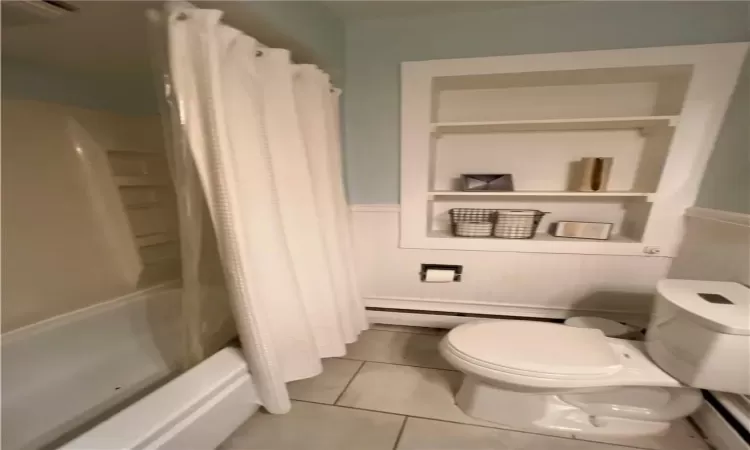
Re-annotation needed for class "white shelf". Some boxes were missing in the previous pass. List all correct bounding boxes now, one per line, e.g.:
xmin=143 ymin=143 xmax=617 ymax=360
xmin=425 ymin=230 xmax=644 ymax=255
xmin=429 ymin=190 xmax=652 ymax=199
xmin=430 ymin=230 xmax=636 ymax=243
xmin=431 ymin=115 xmax=679 ymax=133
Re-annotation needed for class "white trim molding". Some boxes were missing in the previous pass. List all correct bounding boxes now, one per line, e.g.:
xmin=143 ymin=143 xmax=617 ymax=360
xmin=685 ymin=207 xmax=750 ymax=228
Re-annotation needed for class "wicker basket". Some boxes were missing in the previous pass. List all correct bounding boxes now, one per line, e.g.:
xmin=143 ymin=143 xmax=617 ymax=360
xmin=449 ymin=208 xmax=546 ymax=239
xmin=449 ymin=209 xmax=495 ymax=237
xmin=493 ymin=209 xmax=546 ymax=239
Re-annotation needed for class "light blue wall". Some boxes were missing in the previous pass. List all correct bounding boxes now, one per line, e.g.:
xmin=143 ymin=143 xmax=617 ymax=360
xmin=240 ymin=1 xmax=345 ymax=84
xmin=695 ymin=54 xmax=750 ymax=214
xmin=3 ymin=1 xmax=345 ymax=113
xmin=344 ymin=1 xmax=750 ymax=204
xmin=2 ymin=58 xmax=158 ymax=114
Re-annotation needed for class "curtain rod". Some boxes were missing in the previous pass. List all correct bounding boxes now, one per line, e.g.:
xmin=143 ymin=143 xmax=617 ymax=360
xmin=151 ymin=4 xmax=340 ymax=93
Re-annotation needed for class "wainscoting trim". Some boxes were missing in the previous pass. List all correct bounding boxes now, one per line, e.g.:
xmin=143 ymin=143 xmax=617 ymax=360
xmin=685 ymin=207 xmax=750 ymax=228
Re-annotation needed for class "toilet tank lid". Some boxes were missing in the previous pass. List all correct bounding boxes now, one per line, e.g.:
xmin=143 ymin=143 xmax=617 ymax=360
xmin=657 ymin=280 xmax=750 ymax=335
xmin=445 ymin=320 xmax=622 ymax=377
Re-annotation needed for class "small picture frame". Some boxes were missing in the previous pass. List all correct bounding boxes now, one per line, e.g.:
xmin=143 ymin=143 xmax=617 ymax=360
xmin=461 ymin=174 xmax=514 ymax=191
xmin=551 ymin=221 xmax=613 ymax=240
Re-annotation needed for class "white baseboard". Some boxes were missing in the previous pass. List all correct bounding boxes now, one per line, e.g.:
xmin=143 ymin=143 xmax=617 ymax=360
xmin=59 ymin=347 xmax=259 ymax=450
xmin=365 ymin=296 xmax=649 ymax=328
xmin=692 ymin=402 xmax=750 ymax=450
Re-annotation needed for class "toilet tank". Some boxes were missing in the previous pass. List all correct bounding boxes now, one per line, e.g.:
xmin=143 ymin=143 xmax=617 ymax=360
xmin=645 ymin=280 xmax=750 ymax=394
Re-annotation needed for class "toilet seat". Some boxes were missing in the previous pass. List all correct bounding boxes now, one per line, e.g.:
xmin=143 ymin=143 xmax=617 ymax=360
xmin=444 ymin=320 xmax=623 ymax=380
xmin=440 ymin=320 xmax=683 ymax=391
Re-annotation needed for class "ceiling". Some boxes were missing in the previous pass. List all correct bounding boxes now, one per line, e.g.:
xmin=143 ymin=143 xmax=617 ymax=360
xmin=321 ymin=1 xmax=561 ymax=20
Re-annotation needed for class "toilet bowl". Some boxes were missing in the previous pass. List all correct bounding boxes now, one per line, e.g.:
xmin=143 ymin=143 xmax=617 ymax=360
xmin=440 ymin=320 xmax=702 ymax=437
xmin=439 ymin=280 xmax=750 ymax=438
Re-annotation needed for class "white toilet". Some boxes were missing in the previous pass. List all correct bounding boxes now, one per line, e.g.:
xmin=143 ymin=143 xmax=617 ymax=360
xmin=440 ymin=279 xmax=750 ymax=438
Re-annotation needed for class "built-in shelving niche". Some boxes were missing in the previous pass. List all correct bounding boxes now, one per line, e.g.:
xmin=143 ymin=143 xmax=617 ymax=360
xmin=401 ymin=44 xmax=748 ymax=256
xmin=425 ymin=66 xmax=688 ymax=248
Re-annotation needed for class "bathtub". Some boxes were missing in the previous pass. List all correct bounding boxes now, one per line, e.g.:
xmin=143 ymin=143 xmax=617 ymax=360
xmin=2 ymin=281 xmax=261 ymax=449
xmin=2 ymin=282 xmax=184 ymax=449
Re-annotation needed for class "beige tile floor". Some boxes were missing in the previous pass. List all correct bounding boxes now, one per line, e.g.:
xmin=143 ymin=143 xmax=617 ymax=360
xmin=221 ymin=326 xmax=710 ymax=450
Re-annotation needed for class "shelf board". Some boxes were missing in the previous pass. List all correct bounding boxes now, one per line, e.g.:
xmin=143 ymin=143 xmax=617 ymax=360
xmin=430 ymin=230 xmax=636 ymax=243
xmin=431 ymin=115 xmax=679 ymax=133
xmin=429 ymin=190 xmax=652 ymax=198
xmin=423 ymin=230 xmax=646 ymax=255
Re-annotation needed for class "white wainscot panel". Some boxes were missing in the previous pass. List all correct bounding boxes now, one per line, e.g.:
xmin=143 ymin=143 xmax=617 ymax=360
xmin=352 ymin=206 xmax=670 ymax=321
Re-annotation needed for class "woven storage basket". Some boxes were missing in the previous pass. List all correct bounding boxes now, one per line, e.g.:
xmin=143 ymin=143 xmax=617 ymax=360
xmin=449 ymin=208 xmax=546 ymax=239
xmin=493 ymin=209 xmax=546 ymax=239
xmin=449 ymin=209 xmax=495 ymax=237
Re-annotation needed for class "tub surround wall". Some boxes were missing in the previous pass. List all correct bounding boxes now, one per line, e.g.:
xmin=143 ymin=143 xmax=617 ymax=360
xmin=1 ymin=99 xmax=169 ymax=331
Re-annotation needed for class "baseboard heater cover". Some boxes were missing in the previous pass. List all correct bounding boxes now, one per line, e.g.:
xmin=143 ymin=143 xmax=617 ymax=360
xmin=695 ymin=391 xmax=750 ymax=449
xmin=366 ymin=306 xmax=562 ymax=322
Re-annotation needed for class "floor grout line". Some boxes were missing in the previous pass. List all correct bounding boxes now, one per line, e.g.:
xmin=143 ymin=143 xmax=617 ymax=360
xmin=333 ymin=359 xmax=366 ymax=405
xmin=293 ymin=399 xmax=408 ymax=419
xmin=392 ymin=416 xmax=409 ymax=450
xmin=337 ymin=357 xmax=459 ymax=373
xmin=570 ymin=435 xmax=670 ymax=450
xmin=293 ymin=400 xmax=660 ymax=450
xmin=396 ymin=414 xmax=584 ymax=443
xmin=322 ymin=339 xmax=699 ymax=450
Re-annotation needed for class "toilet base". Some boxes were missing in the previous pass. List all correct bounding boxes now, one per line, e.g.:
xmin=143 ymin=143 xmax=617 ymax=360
xmin=455 ymin=376 xmax=672 ymax=438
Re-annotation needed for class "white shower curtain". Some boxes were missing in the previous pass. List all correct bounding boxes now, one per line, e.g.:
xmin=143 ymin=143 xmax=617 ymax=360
xmin=167 ymin=4 xmax=366 ymax=414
